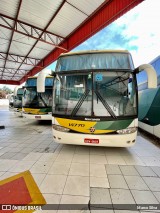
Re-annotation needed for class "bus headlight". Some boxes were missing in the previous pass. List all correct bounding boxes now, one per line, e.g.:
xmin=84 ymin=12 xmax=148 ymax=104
xmin=52 ymin=124 xmax=70 ymax=132
xmin=116 ymin=127 xmax=137 ymax=134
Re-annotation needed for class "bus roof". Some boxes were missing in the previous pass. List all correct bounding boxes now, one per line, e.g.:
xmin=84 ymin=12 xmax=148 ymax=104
xmin=27 ymin=76 xmax=37 ymax=79
xmin=59 ymin=50 xmax=130 ymax=57
xmin=149 ymin=55 xmax=160 ymax=65
xmin=27 ymin=75 xmax=52 ymax=79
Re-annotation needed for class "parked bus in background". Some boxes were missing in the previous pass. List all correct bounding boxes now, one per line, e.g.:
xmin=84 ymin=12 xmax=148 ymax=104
xmin=13 ymin=86 xmax=24 ymax=116
xmin=8 ymin=93 xmax=14 ymax=110
xmin=51 ymin=50 xmax=157 ymax=147
xmin=138 ymin=56 xmax=160 ymax=138
xmin=22 ymin=71 xmax=53 ymax=120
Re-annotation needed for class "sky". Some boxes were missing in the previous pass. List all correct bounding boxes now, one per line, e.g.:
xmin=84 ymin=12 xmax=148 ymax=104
xmin=1 ymin=0 xmax=160 ymax=90
xmin=73 ymin=0 xmax=160 ymax=67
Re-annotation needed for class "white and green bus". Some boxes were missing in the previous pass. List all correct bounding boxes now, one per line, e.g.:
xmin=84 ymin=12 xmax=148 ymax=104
xmin=8 ymin=93 xmax=14 ymax=110
xmin=138 ymin=56 xmax=160 ymax=138
xmin=52 ymin=50 xmax=157 ymax=147
xmin=22 ymin=71 xmax=53 ymax=120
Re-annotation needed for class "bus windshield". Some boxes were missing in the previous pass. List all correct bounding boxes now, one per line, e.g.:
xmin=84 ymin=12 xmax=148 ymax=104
xmin=56 ymin=52 xmax=134 ymax=71
xmin=23 ymin=87 xmax=52 ymax=108
xmin=52 ymin=71 xmax=137 ymax=118
xmin=14 ymin=88 xmax=24 ymax=108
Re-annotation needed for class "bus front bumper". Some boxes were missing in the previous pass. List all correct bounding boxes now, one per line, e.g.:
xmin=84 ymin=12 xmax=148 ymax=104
xmin=52 ymin=129 xmax=137 ymax=147
xmin=23 ymin=113 xmax=52 ymax=120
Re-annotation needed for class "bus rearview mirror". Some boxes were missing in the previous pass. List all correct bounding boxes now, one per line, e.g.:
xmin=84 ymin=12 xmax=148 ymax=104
xmin=135 ymin=64 xmax=157 ymax=89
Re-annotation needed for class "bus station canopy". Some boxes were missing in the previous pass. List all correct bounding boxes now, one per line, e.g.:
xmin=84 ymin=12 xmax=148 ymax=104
xmin=0 ymin=0 xmax=143 ymax=85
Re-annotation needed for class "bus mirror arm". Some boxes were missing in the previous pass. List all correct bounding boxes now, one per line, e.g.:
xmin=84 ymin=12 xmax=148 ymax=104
xmin=52 ymin=72 xmax=56 ymax=77
xmin=134 ymin=64 xmax=157 ymax=89
xmin=54 ymin=74 xmax=62 ymax=85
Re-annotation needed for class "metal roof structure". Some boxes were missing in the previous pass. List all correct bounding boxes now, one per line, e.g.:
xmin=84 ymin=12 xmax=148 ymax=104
xmin=0 ymin=0 xmax=144 ymax=85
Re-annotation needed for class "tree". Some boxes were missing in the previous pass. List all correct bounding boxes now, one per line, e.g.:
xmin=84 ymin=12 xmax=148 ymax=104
xmin=1 ymin=86 xmax=13 ymax=94
xmin=0 ymin=90 xmax=6 ymax=99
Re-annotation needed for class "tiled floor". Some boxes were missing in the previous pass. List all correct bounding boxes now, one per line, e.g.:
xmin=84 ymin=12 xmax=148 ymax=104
xmin=0 ymin=104 xmax=160 ymax=212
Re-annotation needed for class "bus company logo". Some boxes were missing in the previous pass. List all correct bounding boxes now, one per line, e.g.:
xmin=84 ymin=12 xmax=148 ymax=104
xmin=90 ymin=127 xmax=95 ymax=133
xmin=69 ymin=123 xmax=85 ymax=127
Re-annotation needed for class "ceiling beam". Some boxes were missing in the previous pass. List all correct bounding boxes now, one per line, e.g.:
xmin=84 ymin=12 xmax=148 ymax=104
xmin=0 ymin=22 xmax=66 ymax=50
xmin=12 ymin=0 xmax=67 ymax=79
xmin=0 ymin=67 xmax=28 ymax=72
xmin=0 ymin=13 xmax=65 ymax=40
xmin=0 ymin=70 xmax=27 ymax=75
xmin=1 ymin=0 xmax=22 ymax=79
xmin=0 ymin=52 xmax=42 ymax=68
xmin=0 ymin=80 xmax=20 ymax=85
xmin=0 ymin=73 xmax=24 ymax=77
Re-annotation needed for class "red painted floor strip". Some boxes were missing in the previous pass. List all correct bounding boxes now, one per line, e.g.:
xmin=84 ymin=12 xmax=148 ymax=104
xmin=0 ymin=177 xmax=32 ymax=212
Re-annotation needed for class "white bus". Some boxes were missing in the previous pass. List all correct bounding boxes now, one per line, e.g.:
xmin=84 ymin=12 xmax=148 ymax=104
xmin=22 ymin=71 xmax=53 ymax=120
xmin=8 ymin=93 xmax=14 ymax=110
xmin=51 ymin=50 xmax=157 ymax=147
xmin=13 ymin=86 xmax=24 ymax=116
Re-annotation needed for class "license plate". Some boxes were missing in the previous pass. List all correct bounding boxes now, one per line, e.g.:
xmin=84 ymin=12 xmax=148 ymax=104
xmin=84 ymin=138 xmax=99 ymax=144
xmin=35 ymin=116 xmax=41 ymax=119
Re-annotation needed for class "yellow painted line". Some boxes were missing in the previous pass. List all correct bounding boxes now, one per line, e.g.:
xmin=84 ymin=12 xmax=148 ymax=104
xmin=23 ymin=108 xmax=46 ymax=115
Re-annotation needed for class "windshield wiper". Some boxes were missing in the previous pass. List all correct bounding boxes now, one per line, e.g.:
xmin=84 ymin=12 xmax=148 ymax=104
xmin=71 ymin=89 xmax=90 ymax=117
xmin=39 ymin=94 xmax=48 ymax=107
xmin=95 ymin=90 xmax=117 ymax=119
xmin=26 ymin=94 xmax=48 ymax=108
